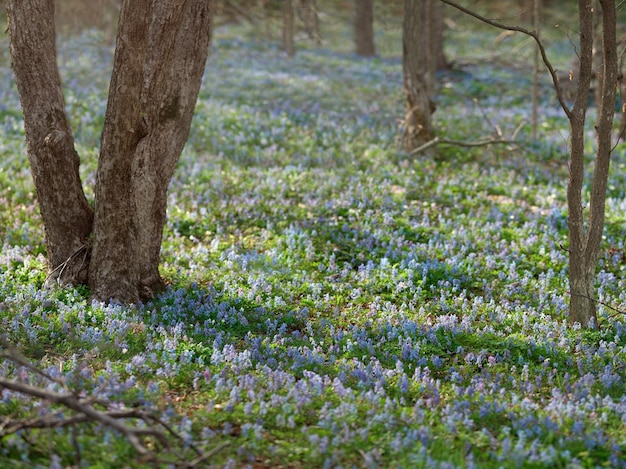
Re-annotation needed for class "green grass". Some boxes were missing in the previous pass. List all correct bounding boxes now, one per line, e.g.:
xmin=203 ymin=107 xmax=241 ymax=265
xmin=1 ymin=7 xmax=626 ymax=468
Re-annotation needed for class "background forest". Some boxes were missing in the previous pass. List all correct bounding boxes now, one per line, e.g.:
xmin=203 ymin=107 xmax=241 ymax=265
xmin=1 ymin=0 xmax=626 ymax=467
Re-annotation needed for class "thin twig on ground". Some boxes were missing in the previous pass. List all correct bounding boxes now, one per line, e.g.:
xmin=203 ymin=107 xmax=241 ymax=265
xmin=0 ymin=339 xmax=218 ymax=466
xmin=409 ymin=136 xmax=517 ymax=156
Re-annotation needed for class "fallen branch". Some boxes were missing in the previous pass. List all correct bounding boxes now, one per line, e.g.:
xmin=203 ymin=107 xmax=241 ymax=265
xmin=0 ymin=338 xmax=221 ymax=466
xmin=409 ymin=136 xmax=517 ymax=156
xmin=0 ymin=336 xmax=65 ymax=387
xmin=0 ymin=377 xmax=167 ymax=456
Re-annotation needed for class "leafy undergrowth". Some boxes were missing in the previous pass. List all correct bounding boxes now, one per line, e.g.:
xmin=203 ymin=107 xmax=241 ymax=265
xmin=1 ymin=20 xmax=626 ymax=469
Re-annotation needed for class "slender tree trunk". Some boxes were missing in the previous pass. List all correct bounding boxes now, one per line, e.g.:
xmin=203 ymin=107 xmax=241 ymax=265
xmin=90 ymin=0 xmax=213 ymax=302
xmin=567 ymin=0 xmax=617 ymax=327
xmin=438 ymin=0 xmax=617 ymax=329
xmin=592 ymin=0 xmax=604 ymax=108
xmin=282 ymin=0 xmax=296 ymax=56
xmin=4 ymin=0 xmax=94 ymax=285
xmin=308 ymin=0 xmax=321 ymax=45
xmin=402 ymin=0 xmax=436 ymax=152
xmin=531 ymin=0 xmax=540 ymax=140
xmin=354 ymin=0 xmax=376 ymax=57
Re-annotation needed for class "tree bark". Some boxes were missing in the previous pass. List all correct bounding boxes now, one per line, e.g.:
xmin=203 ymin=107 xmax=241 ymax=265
xmin=354 ymin=0 xmax=376 ymax=57
xmin=6 ymin=0 xmax=213 ymax=304
xmin=90 ymin=0 xmax=213 ymax=302
xmin=438 ymin=0 xmax=618 ymax=329
xmin=521 ymin=0 xmax=534 ymax=23
xmin=531 ymin=0 xmax=540 ymax=140
xmin=300 ymin=0 xmax=321 ymax=45
xmin=402 ymin=0 xmax=436 ymax=152
xmin=567 ymin=0 xmax=617 ymax=327
xmin=4 ymin=0 xmax=94 ymax=286
xmin=431 ymin=1 xmax=448 ymax=71
xmin=591 ymin=0 xmax=604 ymax=108
xmin=282 ymin=0 xmax=296 ymax=57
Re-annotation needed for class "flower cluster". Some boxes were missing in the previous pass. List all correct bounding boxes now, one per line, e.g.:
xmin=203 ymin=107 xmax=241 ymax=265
xmin=1 ymin=22 xmax=625 ymax=468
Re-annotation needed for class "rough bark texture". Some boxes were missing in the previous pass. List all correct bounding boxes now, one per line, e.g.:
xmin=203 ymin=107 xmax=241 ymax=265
xmin=282 ymin=0 xmax=296 ymax=57
xmin=431 ymin=1 xmax=448 ymax=71
xmin=567 ymin=0 xmax=617 ymax=327
xmin=90 ymin=0 xmax=213 ymax=303
xmin=354 ymin=0 xmax=376 ymax=57
xmin=592 ymin=0 xmax=604 ymax=108
xmin=7 ymin=0 xmax=213 ymax=304
xmin=402 ymin=0 xmax=436 ymax=152
xmin=4 ymin=0 xmax=94 ymax=285
xmin=134 ymin=1 xmax=214 ymax=299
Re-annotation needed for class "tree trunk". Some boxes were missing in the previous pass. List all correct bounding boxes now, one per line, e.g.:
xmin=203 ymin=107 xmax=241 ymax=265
xmin=354 ymin=0 xmax=376 ymax=57
xmin=521 ymin=0 xmax=534 ymax=23
xmin=439 ymin=0 xmax=618 ymax=329
xmin=6 ymin=0 xmax=213 ymax=304
xmin=431 ymin=1 xmax=448 ymax=71
xmin=567 ymin=0 xmax=617 ymax=327
xmin=4 ymin=0 xmax=94 ymax=286
xmin=592 ymin=0 xmax=604 ymax=108
xmin=299 ymin=0 xmax=321 ymax=45
xmin=309 ymin=0 xmax=321 ymax=46
xmin=90 ymin=0 xmax=213 ymax=302
xmin=282 ymin=0 xmax=296 ymax=57
xmin=402 ymin=0 xmax=436 ymax=152
xmin=531 ymin=0 xmax=540 ymax=140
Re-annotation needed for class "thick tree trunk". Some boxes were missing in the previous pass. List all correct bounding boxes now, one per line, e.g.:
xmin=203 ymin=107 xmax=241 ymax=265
xmin=7 ymin=0 xmax=213 ymax=304
xmin=89 ymin=0 xmax=151 ymax=303
xmin=133 ymin=2 xmax=214 ymax=300
xmin=90 ymin=0 xmax=213 ymax=302
xmin=4 ymin=0 xmax=94 ymax=285
xmin=567 ymin=0 xmax=617 ymax=327
xmin=282 ymin=0 xmax=296 ymax=57
xmin=354 ymin=0 xmax=376 ymax=57
xmin=402 ymin=0 xmax=436 ymax=152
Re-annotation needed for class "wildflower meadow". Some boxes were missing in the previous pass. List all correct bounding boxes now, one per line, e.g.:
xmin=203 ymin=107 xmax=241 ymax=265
xmin=1 ymin=12 xmax=626 ymax=469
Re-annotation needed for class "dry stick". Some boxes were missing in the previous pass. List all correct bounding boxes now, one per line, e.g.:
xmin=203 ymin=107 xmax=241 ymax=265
xmin=417 ymin=80 xmax=526 ymax=157
xmin=71 ymin=423 xmax=82 ymax=468
xmin=0 ymin=340 xmax=217 ymax=464
xmin=409 ymin=136 xmax=516 ymax=156
xmin=613 ymin=121 xmax=626 ymax=149
xmin=463 ymin=90 xmax=528 ymax=141
xmin=143 ymin=413 xmax=204 ymax=458
xmin=0 ymin=409 xmax=157 ymax=436
xmin=0 ymin=377 xmax=166 ymax=455
xmin=46 ymin=243 xmax=88 ymax=285
xmin=511 ymin=119 xmax=527 ymax=140
xmin=0 ymin=336 xmax=65 ymax=387
xmin=467 ymin=96 xmax=503 ymax=138
xmin=187 ymin=441 xmax=231 ymax=468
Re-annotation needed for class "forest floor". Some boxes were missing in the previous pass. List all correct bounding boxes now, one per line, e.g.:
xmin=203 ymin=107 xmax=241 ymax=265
xmin=1 ymin=15 xmax=626 ymax=468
